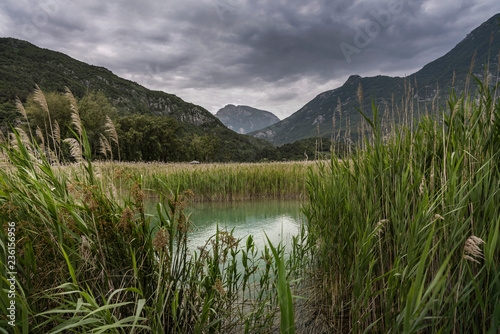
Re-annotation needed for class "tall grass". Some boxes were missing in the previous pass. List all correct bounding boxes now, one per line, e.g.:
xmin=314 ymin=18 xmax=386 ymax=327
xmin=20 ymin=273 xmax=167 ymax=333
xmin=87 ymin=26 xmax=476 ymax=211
xmin=267 ymin=234 xmax=295 ymax=334
xmin=0 ymin=129 xmax=311 ymax=333
xmin=94 ymin=161 xmax=314 ymax=202
xmin=0 ymin=91 xmax=311 ymax=333
xmin=304 ymin=76 xmax=500 ymax=332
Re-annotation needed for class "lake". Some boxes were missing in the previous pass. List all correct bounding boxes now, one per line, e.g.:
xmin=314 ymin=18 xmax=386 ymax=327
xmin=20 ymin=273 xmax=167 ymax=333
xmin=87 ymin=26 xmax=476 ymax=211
xmin=146 ymin=198 xmax=304 ymax=253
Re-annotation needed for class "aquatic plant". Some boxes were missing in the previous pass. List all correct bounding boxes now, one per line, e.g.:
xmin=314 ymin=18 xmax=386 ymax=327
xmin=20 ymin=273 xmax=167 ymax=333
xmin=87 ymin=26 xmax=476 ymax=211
xmin=304 ymin=73 xmax=500 ymax=332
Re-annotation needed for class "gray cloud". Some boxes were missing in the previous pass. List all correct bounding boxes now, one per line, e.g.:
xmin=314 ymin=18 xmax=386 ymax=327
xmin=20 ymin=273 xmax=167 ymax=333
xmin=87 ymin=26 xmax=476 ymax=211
xmin=1 ymin=0 xmax=499 ymax=119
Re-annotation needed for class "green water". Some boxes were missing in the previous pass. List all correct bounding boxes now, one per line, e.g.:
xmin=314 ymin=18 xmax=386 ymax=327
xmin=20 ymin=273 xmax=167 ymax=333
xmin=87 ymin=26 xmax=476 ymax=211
xmin=146 ymin=199 xmax=304 ymax=252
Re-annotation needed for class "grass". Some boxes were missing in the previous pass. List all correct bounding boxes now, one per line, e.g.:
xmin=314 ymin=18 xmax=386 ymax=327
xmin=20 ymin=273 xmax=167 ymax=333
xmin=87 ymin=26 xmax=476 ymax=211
xmin=0 ymin=101 xmax=311 ymax=333
xmin=93 ymin=160 xmax=315 ymax=202
xmin=3 ymin=66 xmax=499 ymax=333
xmin=303 ymin=73 xmax=500 ymax=332
xmin=267 ymin=234 xmax=295 ymax=334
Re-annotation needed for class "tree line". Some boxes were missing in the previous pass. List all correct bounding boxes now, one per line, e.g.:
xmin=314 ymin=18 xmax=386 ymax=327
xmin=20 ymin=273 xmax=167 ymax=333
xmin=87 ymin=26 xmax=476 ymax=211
xmin=3 ymin=87 xmax=349 ymax=163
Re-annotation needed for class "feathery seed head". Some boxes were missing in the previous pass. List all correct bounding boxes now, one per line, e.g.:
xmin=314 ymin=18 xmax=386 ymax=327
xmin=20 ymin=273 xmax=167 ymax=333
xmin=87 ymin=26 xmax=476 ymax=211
xmin=419 ymin=175 xmax=426 ymax=195
xmin=433 ymin=214 xmax=445 ymax=222
xmin=153 ymin=228 xmax=169 ymax=252
xmin=64 ymin=138 xmax=82 ymax=162
xmin=357 ymin=83 xmax=364 ymax=109
xmin=33 ymin=84 xmax=49 ymax=114
xmin=36 ymin=126 xmax=45 ymax=146
xmin=70 ymin=111 xmax=83 ymax=138
xmin=15 ymin=97 xmax=28 ymax=120
xmin=375 ymin=219 xmax=389 ymax=235
xmin=64 ymin=87 xmax=79 ymax=114
xmin=53 ymin=120 xmax=61 ymax=142
xmin=463 ymin=235 xmax=485 ymax=263
xmin=105 ymin=116 xmax=119 ymax=145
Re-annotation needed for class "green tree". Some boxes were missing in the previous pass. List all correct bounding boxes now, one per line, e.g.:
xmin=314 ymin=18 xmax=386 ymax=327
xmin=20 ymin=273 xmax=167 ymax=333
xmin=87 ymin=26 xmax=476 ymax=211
xmin=117 ymin=115 xmax=182 ymax=162
xmin=0 ymin=102 xmax=17 ymax=132
xmin=190 ymin=134 xmax=220 ymax=162
xmin=78 ymin=91 xmax=117 ymax=157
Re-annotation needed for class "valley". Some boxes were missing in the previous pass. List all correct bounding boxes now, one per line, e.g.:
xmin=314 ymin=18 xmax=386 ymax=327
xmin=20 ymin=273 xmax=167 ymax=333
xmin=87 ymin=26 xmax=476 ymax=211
xmin=0 ymin=10 xmax=499 ymax=334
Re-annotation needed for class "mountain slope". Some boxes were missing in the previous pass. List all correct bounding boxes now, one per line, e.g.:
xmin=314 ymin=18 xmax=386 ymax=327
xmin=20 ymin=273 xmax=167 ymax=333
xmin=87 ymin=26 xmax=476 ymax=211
xmin=251 ymin=13 xmax=500 ymax=145
xmin=0 ymin=38 xmax=275 ymax=162
xmin=0 ymin=38 xmax=219 ymax=125
xmin=215 ymin=104 xmax=280 ymax=134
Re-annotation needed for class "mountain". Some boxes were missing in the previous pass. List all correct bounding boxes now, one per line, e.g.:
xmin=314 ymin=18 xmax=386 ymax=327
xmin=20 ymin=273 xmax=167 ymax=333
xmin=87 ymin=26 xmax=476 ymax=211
xmin=251 ymin=13 xmax=500 ymax=145
xmin=0 ymin=38 xmax=218 ymax=125
xmin=0 ymin=38 xmax=274 ymax=162
xmin=215 ymin=104 xmax=280 ymax=134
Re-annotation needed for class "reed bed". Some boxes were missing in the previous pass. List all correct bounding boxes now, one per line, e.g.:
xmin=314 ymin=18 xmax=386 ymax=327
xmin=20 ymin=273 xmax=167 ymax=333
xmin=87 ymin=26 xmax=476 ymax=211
xmin=303 ymin=77 xmax=500 ymax=332
xmin=92 ymin=161 xmax=315 ymax=202
xmin=0 ymin=110 xmax=311 ymax=332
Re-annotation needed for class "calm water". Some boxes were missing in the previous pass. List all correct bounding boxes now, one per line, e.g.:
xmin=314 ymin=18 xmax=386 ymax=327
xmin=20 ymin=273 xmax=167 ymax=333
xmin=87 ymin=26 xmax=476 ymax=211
xmin=146 ymin=199 xmax=304 ymax=252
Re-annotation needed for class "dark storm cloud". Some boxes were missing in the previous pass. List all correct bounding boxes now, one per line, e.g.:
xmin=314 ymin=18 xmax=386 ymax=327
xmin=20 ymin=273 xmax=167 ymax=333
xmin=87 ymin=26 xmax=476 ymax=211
xmin=1 ymin=0 xmax=499 ymax=118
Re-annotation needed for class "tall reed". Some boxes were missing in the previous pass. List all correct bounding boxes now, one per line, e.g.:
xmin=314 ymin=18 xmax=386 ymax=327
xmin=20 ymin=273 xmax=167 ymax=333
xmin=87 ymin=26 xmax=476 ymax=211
xmin=94 ymin=161 xmax=314 ymax=202
xmin=304 ymin=76 xmax=500 ymax=333
xmin=0 ymin=122 xmax=310 ymax=333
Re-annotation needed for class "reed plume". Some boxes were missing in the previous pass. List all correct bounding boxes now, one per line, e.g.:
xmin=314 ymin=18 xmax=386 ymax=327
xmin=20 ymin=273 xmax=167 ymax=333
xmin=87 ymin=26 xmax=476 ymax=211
xmin=63 ymin=137 xmax=82 ymax=163
xmin=33 ymin=84 xmax=49 ymax=114
xmin=358 ymin=83 xmax=365 ymax=147
xmin=33 ymin=84 xmax=58 ymax=160
xmin=71 ymin=112 xmax=83 ymax=140
xmin=375 ymin=219 xmax=388 ymax=235
xmin=53 ymin=120 xmax=60 ymax=142
xmin=105 ymin=116 xmax=120 ymax=161
xmin=65 ymin=87 xmax=83 ymax=140
xmin=465 ymin=51 xmax=477 ymax=94
xmin=15 ymin=97 xmax=34 ymax=141
xmin=15 ymin=97 xmax=28 ymax=120
xmin=463 ymin=235 xmax=485 ymax=263
xmin=36 ymin=126 xmax=45 ymax=150
xmin=357 ymin=83 xmax=364 ymax=110
xmin=99 ymin=133 xmax=112 ymax=160
xmin=65 ymin=87 xmax=78 ymax=113
xmin=53 ymin=120 xmax=61 ymax=162
xmin=337 ymin=97 xmax=342 ymax=143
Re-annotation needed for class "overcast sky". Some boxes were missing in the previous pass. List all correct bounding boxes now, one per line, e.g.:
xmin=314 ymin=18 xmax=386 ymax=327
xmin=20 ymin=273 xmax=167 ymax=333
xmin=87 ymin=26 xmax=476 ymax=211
xmin=1 ymin=0 xmax=500 ymax=119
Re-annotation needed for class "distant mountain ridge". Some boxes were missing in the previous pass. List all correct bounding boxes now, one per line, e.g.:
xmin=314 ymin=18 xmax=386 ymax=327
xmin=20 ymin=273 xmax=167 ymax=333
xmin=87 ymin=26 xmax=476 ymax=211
xmin=215 ymin=104 xmax=280 ymax=134
xmin=251 ymin=13 xmax=500 ymax=145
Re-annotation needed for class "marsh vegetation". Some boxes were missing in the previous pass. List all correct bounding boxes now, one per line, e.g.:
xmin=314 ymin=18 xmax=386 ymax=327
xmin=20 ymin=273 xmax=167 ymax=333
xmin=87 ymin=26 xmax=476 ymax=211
xmin=1 ymin=65 xmax=500 ymax=333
